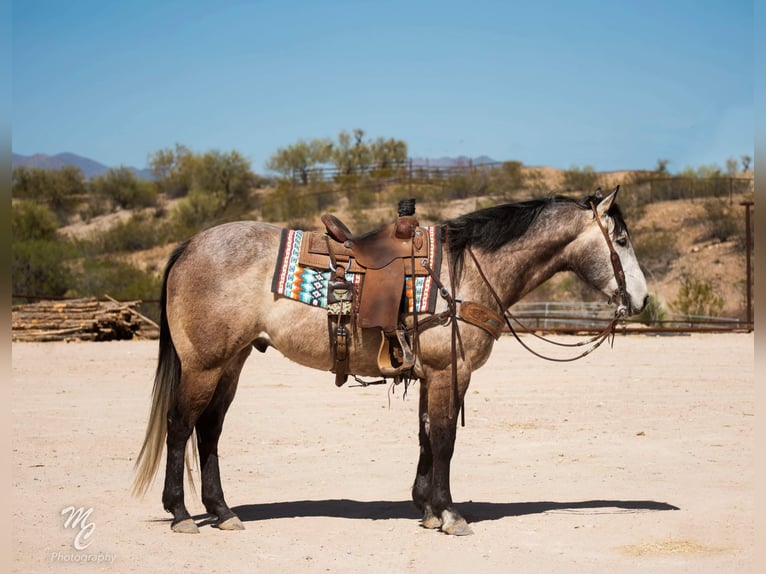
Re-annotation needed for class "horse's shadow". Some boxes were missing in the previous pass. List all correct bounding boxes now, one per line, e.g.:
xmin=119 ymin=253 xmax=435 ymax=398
xmin=195 ymin=499 xmax=678 ymax=526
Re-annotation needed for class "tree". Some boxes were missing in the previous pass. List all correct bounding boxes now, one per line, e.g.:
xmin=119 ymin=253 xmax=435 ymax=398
xmin=90 ymin=166 xmax=157 ymax=210
xmin=266 ymin=138 xmax=332 ymax=184
xmin=148 ymin=144 xmax=196 ymax=198
xmin=195 ymin=150 xmax=257 ymax=209
xmin=655 ymin=158 xmax=670 ymax=175
xmin=331 ymin=129 xmax=374 ymax=176
xmin=725 ymin=157 xmax=738 ymax=177
xmin=741 ymin=155 xmax=752 ymax=172
xmin=369 ymin=137 xmax=408 ymax=170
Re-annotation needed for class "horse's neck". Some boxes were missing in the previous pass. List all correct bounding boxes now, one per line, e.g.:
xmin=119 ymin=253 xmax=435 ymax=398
xmin=462 ymin=222 xmax=580 ymax=310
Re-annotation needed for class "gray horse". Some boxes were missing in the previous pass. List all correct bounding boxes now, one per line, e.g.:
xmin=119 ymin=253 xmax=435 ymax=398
xmin=133 ymin=187 xmax=648 ymax=536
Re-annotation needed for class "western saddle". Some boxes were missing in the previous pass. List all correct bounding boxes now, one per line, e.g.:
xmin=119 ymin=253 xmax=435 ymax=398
xmin=298 ymin=199 xmax=432 ymax=386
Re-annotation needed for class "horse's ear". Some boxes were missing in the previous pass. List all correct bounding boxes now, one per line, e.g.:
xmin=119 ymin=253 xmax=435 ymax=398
xmin=595 ymin=185 xmax=620 ymax=217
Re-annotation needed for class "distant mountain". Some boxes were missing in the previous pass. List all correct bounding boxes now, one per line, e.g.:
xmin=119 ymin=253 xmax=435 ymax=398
xmin=11 ymin=152 xmax=153 ymax=180
xmin=410 ymin=155 xmax=499 ymax=168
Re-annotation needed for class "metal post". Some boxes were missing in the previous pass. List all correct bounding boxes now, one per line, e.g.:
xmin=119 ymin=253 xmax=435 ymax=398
xmin=740 ymin=201 xmax=753 ymax=331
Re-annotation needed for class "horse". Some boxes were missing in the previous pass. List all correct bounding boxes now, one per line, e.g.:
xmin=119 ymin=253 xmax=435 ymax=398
xmin=132 ymin=186 xmax=649 ymax=536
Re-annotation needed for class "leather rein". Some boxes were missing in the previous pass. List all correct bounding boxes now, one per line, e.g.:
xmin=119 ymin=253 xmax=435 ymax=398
xmin=423 ymin=200 xmax=631 ymax=363
xmin=488 ymin=200 xmax=629 ymax=361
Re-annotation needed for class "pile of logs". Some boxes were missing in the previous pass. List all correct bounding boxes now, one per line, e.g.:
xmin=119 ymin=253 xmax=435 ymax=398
xmin=12 ymin=297 xmax=159 ymax=342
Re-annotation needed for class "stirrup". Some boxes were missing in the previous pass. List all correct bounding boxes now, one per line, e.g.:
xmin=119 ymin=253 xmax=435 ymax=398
xmin=377 ymin=329 xmax=415 ymax=376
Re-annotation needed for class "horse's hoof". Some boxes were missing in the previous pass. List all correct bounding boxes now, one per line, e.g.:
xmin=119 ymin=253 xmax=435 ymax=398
xmin=218 ymin=516 xmax=245 ymax=531
xmin=440 ymin=511 xmax=474 ymax=536
xmin=171 ymin=519 xmax=199 ymax=534
xmin=421 ymin=507 xmax=442 ymax=530
xmin=442 ymin=520 xmax=474 ymax=536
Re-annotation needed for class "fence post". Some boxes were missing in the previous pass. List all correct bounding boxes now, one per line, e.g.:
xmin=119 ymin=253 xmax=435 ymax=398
xmin=740 ymin=201 xmax=754 ymax=331
xmin=408 ymin=158 xmax=413 ymax=194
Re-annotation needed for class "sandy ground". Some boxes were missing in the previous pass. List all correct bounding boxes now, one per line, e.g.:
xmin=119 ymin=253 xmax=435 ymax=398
xmin=11 ymin=333 xmax=754 ymax=573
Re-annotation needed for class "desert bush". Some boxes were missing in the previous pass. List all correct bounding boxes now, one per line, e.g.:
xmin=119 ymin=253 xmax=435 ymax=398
xmin=72 ymin=258 xmax=163 ymax=305
xmin=12 ymin=165 xmax=86 ymax=223
xmin=261 ymin=181 xmax=325 ymax=223
xmin=635 ymin=294 xmax=668 ymax=326
xmin=562 ymin=165 xmax=600 ymax=192
xmin=12 ymin=240 xmax=74 ymax=297
xmin=91 ymin=167 xmax=158 ymax=210
xmin=12 ymin=201 xmax=59 ymax=242
xmin=78 ymin=194 xmax=112 ymax=222
xmin=702 ymin=198 xmax=740 ymax=243
xmin=172 ymin=189 xmax=226 ymax=236
xmin=441 ymin=170 xmax=489 ymax=200
xmin=522 ymin=168 xmax=550 ymax=195
xmin=346 ymin=186 xmax=376 ymax=209
xmin=79 ymin=213 xmax=169 ymax=254
xmin=631 ymin=225 xmax=680 ymax=275
xmin=670 ymin=275 xmax=725 ymax=318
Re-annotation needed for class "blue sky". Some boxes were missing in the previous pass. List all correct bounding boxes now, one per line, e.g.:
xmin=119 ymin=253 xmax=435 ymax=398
xmin=12 ymin=0 xmax=753 ymax=173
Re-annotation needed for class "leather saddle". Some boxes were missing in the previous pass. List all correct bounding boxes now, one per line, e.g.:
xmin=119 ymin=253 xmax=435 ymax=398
xmin=297 ymin=201 xmax=432 ymax=382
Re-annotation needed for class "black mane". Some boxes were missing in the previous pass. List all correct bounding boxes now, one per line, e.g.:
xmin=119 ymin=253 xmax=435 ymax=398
xmin=443 ymin=195 xmax=627 ymax=276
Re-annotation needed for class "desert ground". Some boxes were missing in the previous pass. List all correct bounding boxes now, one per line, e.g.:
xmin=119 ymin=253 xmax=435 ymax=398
xmin=11 ymin=333 xmax=754 ymax=573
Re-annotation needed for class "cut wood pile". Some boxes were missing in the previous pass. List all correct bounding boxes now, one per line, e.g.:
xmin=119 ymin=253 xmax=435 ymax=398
xmin=12 ymin=297 xmax=159 ymax=342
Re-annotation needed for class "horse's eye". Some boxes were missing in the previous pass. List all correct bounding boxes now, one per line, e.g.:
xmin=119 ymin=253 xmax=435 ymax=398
xmin=616 ymin=236 xmax=628 ymax=247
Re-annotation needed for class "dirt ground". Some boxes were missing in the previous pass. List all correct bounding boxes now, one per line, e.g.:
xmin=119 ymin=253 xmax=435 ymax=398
xmin=11 ymin=333 xmax=754 ymax=573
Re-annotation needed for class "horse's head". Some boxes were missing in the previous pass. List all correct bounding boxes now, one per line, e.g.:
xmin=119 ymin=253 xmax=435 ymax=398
xmin=574 ymin=186 xmax=649 ymax=315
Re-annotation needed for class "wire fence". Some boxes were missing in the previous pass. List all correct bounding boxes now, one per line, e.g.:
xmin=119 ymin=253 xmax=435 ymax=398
xmin=507 ymin=301 xmax=752 ymax=334
xmin=274 ymin=160 xmax=755 ymax=212
xmin=12 ymin=294 xmax=753 ymax=336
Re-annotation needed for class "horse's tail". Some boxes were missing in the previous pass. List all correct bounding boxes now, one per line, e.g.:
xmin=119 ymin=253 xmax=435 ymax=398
xmin=132 ymin=240 xmax=198 ymax=497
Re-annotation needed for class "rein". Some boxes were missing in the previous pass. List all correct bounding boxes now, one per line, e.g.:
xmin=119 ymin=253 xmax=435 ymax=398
xmin=462 ymin=200 xmax=629 ymax=362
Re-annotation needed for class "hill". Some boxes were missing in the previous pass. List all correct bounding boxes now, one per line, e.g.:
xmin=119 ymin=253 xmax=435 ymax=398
xmin=12 ymin=152 xmax=153 ymax=180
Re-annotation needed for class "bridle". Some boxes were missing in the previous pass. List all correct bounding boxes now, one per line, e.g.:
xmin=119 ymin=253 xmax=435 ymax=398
xmin=589 ymin=199 xmax=630 ymax=317
xmin=464 ymin=199 xmax=631 ymax=362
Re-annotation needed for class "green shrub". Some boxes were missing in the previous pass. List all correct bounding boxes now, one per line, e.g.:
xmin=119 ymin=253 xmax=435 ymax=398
xmin=91 ymin=167 xmax=158 ymax=210
xmin=562 ymin=165 xmax=600 ymax=192
xmin=442 ymin=170 xmax=489 ymax=200
xmin=172 ymin=189 xmax=225 ymax=236
xmin=12 ymin=240 xmax=74 ymax=297
xmin=635 ymin=294 xmax=668 ymax=326
xmin=261 ymin=182 xmax=318 ymax=222
xmin=703 ymin=198 xmax=740 ymax=242
xmin=73 ymin=257 xmax=163 ymax=304
xmin=631 ymin=225 xmax=680 ymax=275
xmin=670 ymin=275 xmax=725 ymax=318
xmin=78 ymin=194 xmax=112 ymax=222
xmin=80 ymin=213 xmax=169 ymax=254
xmin=12 ymin=165 xmax=86 ymax=223
xmin=12 ymin=201 xmax=60 ymax=242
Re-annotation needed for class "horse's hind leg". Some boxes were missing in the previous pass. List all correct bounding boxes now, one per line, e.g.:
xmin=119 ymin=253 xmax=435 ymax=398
xmin=196 ymin=346 xmax=252 ymax=531
xmin=163 ymin=366 xmax=222 ymax=533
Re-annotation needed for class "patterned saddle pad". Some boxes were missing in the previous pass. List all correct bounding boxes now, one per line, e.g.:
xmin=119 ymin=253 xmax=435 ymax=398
xmin=271 ymin=227 xmax=442 ymax=313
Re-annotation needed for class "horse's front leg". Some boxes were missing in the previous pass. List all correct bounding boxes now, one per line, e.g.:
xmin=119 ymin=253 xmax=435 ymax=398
xmin=413 ymin=370 xmax=473 ymax=536
xmin=412 ymin=380 xmax=440 ymax=528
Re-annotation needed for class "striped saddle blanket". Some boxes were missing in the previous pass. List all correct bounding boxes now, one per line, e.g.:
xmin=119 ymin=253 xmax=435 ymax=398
xmin=271 ymin=226 xmax=442 ymax=314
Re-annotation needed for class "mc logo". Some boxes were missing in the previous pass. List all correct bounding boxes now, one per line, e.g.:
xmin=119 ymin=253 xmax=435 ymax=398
xmin=61 ymin=506 xmax=96 ymax=550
